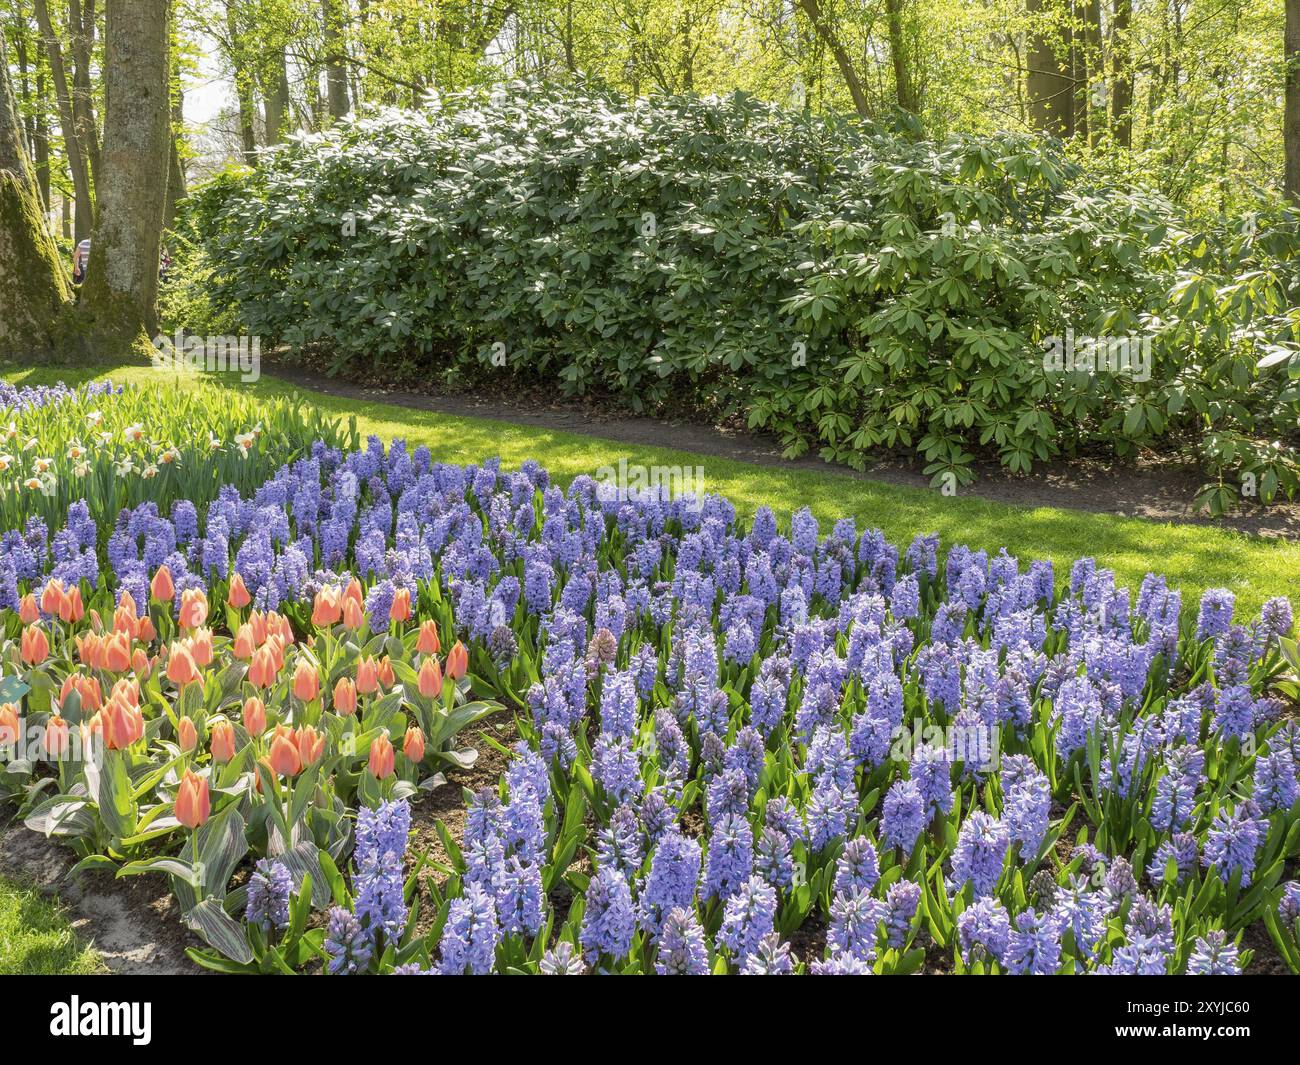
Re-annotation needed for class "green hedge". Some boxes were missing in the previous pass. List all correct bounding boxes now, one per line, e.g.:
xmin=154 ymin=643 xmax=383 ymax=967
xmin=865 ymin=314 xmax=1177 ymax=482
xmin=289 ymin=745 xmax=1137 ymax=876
xmin=190 ymin=83 xmax=1300 ymax=510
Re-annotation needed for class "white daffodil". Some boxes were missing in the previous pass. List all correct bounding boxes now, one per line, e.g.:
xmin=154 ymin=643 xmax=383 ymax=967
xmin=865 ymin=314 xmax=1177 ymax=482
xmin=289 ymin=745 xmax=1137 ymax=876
xmin=86 ymin=410 xmax=104 ymax=427
xmin=67 ymin=443 xmax=86 ymax=461
xmin=33 ymin=457 xmax=53 ymax=474
xmin=141 ymin=464 xmax=159 ymax=479
xmin=123 ymin=423 xmax=145 ymax=443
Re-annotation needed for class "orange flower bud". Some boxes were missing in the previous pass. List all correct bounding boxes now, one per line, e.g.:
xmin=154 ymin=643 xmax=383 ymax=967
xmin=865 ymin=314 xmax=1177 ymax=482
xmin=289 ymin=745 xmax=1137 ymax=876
xmin=174 ymin=769 xmax=211 ymax=829
xmin=178 ymin=587 xmax=209 ymax=630
xmin=342 ymin=596 xmax=365 ymax=631
xmin=248 ymin=611 xmax=269 ymax=646
xmin=18 ymin=593 xmax=38 ymax=625
xmin=136 ymin=615 xmax=156 ymax=643
xmin=344 ymin=578 xmax=364 ymax=608
xmin=44 ymin=714 xmax=69 ymax=756
xmin=20 ymin=625 xmax=49 ymax=665
xmin=247 ymin=645 xmax=277 ymax=688
xmin=416 ymin=620 xmax=441 ymax=655
xmin=312 ymin=587 xmax=342 ymax=627
xmin=242 ymin=696 xmax=267 ymax=737
xmin=355 ymin=655 xmax=379 ymax=695
xmin=377 ymin=656 xmax=395 ymax=689
xmin=118 ymin=589 xmax=138 ymax=619
xmin=189 ymin=628 xmax=214 ymax=668
xmin=39 ymin=578 xmax=65 ymax=617
xmin=267 ymin=724 xmax=301 ymax=777
xmin=389 ymin=587 xmax=411 ymax=623
xmin=232 ymin=623 xmax=256 ymax=660
xmin=104 ymin=631 xmax=132 ymax=672
xmin=403 ymin=726 xmax=425 ymax=764
xmin=60 ymin=586 xmax=85 ymax=624
xmin=132 ymin=648 xmax=152 ymax=677
xmin=445 ymin=640 xmax=469 ymax=680
xmin=166 ymin=642 xmax=200 ymax=687
xmin=177 ymin=716 xmax=199 ymax=753
xmin=332 ymin=676 xmax=357 ymax=716
xmin=150 ymin=566 xmax=175 ymax=603
xmin=292 ymin=660 xmax=320 ymax=702
xmin=296 ymin=724 xmax=325 ymax=767
xmin=367 ymin=732 xmax=395 ymax=779
xmin=0 ymin=703 xmax=19 ymax=746
xmin=227 ymin=572 xmax=252 ymax=609
xmin=417 ymin=656 xmax=443 ymax=699
xmin=209 ymin=718 xmax=237 ymax=763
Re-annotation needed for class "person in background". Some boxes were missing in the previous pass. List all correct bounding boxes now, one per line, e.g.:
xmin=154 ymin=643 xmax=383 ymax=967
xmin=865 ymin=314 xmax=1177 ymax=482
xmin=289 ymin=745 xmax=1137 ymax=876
xmin=72 ymin=237 xmax=91 ymax=285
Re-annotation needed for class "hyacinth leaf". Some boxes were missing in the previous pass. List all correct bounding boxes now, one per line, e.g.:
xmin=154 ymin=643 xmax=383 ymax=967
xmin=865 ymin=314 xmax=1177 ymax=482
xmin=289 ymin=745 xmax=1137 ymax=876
xmin=185 ymin=897 xmax=254 ymax=965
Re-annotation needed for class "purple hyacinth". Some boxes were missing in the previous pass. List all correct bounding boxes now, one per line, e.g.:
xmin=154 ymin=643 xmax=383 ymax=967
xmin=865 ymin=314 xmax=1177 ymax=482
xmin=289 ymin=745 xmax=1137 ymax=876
xmin=718 ymin=875 xmax=778 ymax=961
xmin=654 ymin=907 xmax=709 ymax=975
xmin=581 ymin=866 xmax=636 ymax=962
xmin=949 ymin=811 xmax=1008 ymax=898
xmin=437 ymin=883 xmax=500 ymax=975
xmin=881 ymin=779 xmax=926 ymax=854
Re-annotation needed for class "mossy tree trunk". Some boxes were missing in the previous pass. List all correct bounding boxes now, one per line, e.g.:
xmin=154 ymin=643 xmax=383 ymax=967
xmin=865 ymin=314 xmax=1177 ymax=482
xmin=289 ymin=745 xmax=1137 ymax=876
xmin=0 ymin=33 xmax=69 ymax=361
xmin=79 ymin=0 xmax=171 ymax=359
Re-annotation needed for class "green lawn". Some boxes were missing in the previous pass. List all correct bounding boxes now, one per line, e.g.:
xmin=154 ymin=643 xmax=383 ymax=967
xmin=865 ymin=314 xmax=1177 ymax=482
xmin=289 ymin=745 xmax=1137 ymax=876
xmin=0 ymin=874 xmax=102 ymax=975
xmin=6 ymin=363 xmax=1298 ymax=620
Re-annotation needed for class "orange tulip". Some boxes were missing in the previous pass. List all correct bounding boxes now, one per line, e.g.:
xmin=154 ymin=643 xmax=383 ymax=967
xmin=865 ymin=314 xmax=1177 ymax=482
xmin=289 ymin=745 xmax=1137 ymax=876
xmin=103 ymin=702 xmax=145 ymax=750
xmin=179 ymin=588 xmax=209 ymax=630
xmin=112 ymin=602 xmax=138 ymax=639
xmin=344 ymin=578 xmax=364 ymax=608
xmin=166 ymin=642 xmax=200 ymax=687
xmin=249 ymin=611 xmax=269 ymax=646
xmin=312 ymin=587 xmax=342 ymax=627
xmin=111 ymin=677 xmax=141 ymax=707
xmin=296 ymin=725 xmax=325 ymax=767
xmin=265 ymin=634 xmax=286 ymax=672
xmin=332 ymin=676 xmax=357 ymax=716
xmin=174 ymin=769 xmax=211 ymax=829
xmin=76 ymin=632 xmax=102 ymax=669
xmin=209 ymin=718 xmax=237 ymax=763
xmin=355 ymin=656 xmax=379 ymax=695
xmin=417 ymin=656 xmax=443 ymax=699
xmin=247 ymin=645 xmax=277 ymax=688
xmin=20 ymin=625 xmax=49 ymax=665
xmin=416 ymin=620 xmax=441 ymax=655
xmin=0 ymin=703 xmax=19 ymax=747
xmin=389 ymin=587 xmax=412 ymax=623
xmin=342 ymin=597 xmax=365 ymax=631
xmin=367 ymin=732 xmax=395 ymax=779
xmin=136 ymin=615 xmax=157 ymax=643
xmin=267 ymin=612 xmax=295 ymax=646
xmin=189 ymin=628 xmax=215 ymax=668
xmin=132 ymin=648 xmax=152 ymax=678
xmin=104 ymin=631 xmax=132 ymax=672
xmin=118 ymin=589 xmax=138 ymax=618
xmin=17 ymin=593 xmax=38 ymax=625
xmin=227 ymin=572 xmax=252 ymax=609
xmin=39 ymin=578 xmax=65 ymax=617
xmin=60 ymin=586 xmax=85 ymax=624
xmin=292 ymin=661 xmax=320 ymax=702
xmin=43 ymin=714 xmax=69 ymax=757
xmin=232 ymin=623 xmax=256 ymax=660
xmin=403 ymin=726 xmax=425 ymax=764
xmin=60 ymin=674 xmax=103 ymax=714
xmin=177 ymin=716 xmax=199 ymax=753
xmin=150 ymin=565 xmax=175 ymax=603
xmin=377 ymin=656 xmax=395 ymax=688
xmin=267 ymin=725 xmax=301 ymax=777
xmin=242 ymin=696 xmax=267 ymax=737
xmin=445 ymin=641 xmax=469 ymax=680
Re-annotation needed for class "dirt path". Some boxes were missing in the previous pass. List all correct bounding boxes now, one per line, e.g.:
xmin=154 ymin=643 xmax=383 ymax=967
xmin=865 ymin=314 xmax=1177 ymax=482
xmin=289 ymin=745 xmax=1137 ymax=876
xmin=266 ymin=364 xmax=1300 ymax=540
xmin=0 ymin=823 xmax=203 ymax=975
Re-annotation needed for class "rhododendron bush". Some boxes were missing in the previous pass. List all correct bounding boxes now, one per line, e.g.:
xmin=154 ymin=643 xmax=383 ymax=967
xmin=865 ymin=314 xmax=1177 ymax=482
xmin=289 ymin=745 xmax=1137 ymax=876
xmin=1 ymin=380 xmax=1298 ymax=975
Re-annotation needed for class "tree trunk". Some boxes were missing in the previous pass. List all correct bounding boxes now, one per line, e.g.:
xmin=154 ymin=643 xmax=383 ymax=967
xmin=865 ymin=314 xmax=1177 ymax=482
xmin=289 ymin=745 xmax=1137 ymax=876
xmin=33 ymin=0 xmax=94 ymax=240
xmin=1026 ymin=0 xmax=1073 ymax=136
xmin=884 ymin=0 xmax=918 ymax=114
xmin=796 ymin=0 xmax=872 ymax=118
xmin=1077 ymin=0 xmax=1103 ymax=146
xmin=35 ymin=71 xmax=52 ymax=211
xmin=0 ymin=32 xmax=69 ymax=360
xmin=80 ymin=0 xmax=170 ymax=356
xmin=263 ymin=46 xmax=291 ymax=144
xmin=164 ymin=66 xmax=185 ymax=229
xmin=68 ymin=0 xmax=103 ymax=183
xmin=321 ymin=0 xmax=349 ymax=121
xmin=1111 ymin=0 xmax=1133 ymax=148
xmin=224 ymin=0 xmax=258 ymax=163
xmin=1287 ymin=0 xmax=1300 ymax=200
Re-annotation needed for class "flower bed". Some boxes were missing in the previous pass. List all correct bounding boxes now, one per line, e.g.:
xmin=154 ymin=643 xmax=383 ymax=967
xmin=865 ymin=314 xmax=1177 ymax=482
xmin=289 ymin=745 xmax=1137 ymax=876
xmin=1 ymin=385 xmax=1298 ymax=975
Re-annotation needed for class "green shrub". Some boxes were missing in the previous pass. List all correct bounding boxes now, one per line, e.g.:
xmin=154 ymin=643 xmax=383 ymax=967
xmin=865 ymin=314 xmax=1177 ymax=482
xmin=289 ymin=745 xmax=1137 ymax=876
xmin=194 ymin=82 xmax=1300 ymax=510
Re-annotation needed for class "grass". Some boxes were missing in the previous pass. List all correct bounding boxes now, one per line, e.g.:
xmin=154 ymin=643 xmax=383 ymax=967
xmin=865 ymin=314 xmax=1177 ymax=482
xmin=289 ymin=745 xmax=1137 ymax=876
xmin=0 ymin=874 xmax=103 ymax=975
xmin=5 ymin=362 xmax=1299 ymax=620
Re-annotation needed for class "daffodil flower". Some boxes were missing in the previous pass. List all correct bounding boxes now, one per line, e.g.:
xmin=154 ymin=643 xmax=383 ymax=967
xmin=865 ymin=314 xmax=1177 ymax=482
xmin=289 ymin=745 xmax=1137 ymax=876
xmin=124 ymin=423 xmax=144 ymax=443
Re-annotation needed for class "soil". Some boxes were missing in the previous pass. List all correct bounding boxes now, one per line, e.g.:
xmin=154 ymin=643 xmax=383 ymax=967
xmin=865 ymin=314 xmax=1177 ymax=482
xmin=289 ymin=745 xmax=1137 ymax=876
xmin=0 ymin=821 xmax=204 ymax=975
xmin=265 ymin=360 xmax=1300 ymax=540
